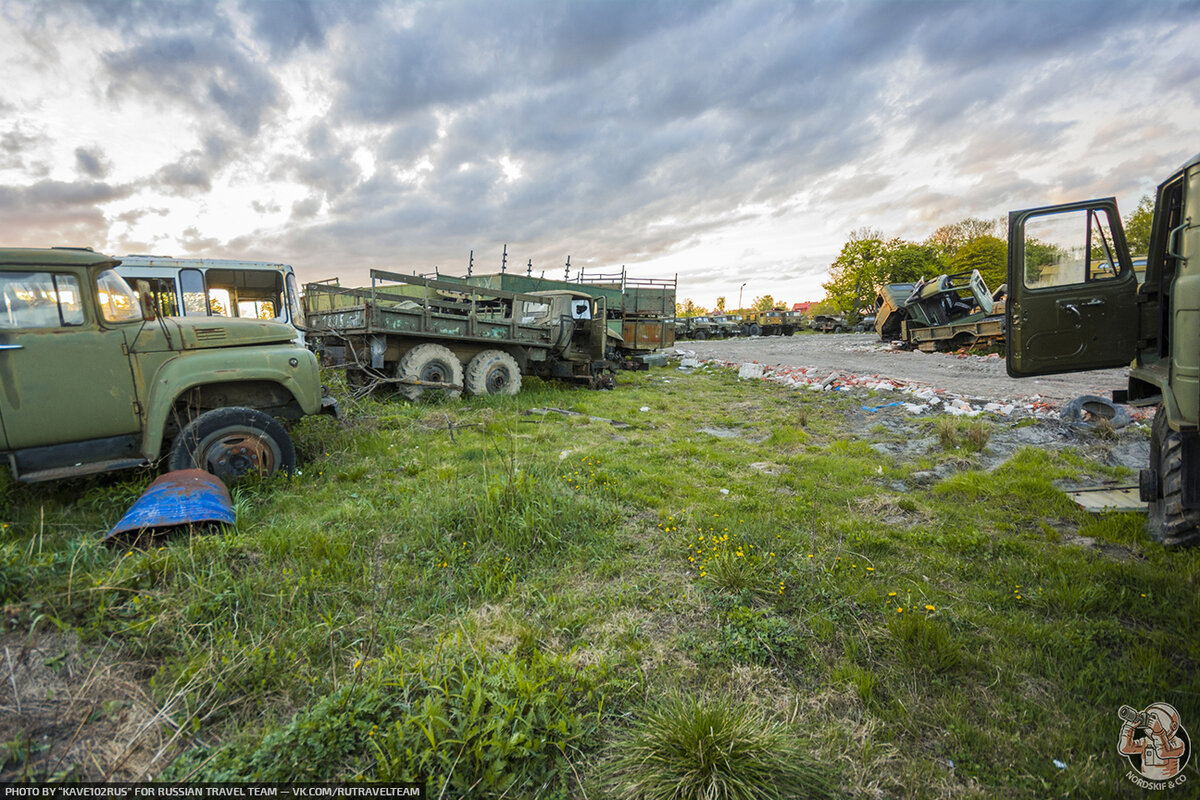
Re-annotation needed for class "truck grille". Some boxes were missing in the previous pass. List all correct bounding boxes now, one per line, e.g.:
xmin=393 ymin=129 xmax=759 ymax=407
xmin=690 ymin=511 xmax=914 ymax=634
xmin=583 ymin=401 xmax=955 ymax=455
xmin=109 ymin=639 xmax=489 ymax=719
xmin=194 ymin=327 xmax=227 ymax=341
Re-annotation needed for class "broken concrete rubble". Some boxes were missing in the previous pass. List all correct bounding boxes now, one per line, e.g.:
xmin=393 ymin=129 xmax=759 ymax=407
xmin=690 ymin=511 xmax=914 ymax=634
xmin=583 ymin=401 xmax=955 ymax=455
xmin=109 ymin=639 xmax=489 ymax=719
xmin=672 ymin=348 xmax=1150 ymax=423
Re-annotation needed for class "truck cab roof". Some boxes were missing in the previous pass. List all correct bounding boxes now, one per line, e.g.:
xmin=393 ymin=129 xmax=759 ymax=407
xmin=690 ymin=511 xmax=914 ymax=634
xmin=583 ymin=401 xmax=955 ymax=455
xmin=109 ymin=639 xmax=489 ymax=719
xmin=0 ymin=247 xmax=119 ymax=269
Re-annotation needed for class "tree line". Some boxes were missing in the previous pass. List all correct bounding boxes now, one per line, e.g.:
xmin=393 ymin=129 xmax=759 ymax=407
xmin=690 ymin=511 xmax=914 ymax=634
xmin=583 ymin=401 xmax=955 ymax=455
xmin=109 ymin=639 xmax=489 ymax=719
xmin=675 ymin=197 xmax=1153 ymax=319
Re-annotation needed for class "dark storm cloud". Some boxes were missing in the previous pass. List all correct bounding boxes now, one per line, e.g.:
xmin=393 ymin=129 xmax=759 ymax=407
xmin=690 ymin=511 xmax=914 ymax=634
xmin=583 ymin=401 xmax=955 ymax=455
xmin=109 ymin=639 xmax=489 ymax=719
xmin=103 ymin=35 xmax=283 ymax=136
xmin=74 ymin=146 xmax=109 ymax=179
xmin=146 ymin=134 xmax=236 ymax=195
xmin=0 ymin=180 xmax=134 ymax=246
xmin=269 ymin=122 xmax=363 ymax=199
xmin=0 ymin=127 xmax=42 ymax=171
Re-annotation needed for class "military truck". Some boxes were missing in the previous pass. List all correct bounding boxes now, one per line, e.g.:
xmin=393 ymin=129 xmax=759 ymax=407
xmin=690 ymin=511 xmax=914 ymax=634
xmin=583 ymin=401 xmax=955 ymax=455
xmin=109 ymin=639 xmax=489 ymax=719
xmin=875 ymin=270 xmax=1006 ymax=351
xmin=0 ymin=248 xmax=331 ymax=483
xmin=743 ymin=308 xmax=798 ymax=336
xmin=304 ymin=269 xmax=618 ymax=397
xmin=810 ymin=314 xmax=847 ymax=334
xmin=710 ymin=314 xmax=743 ymax=337
xmin=446 ymin=267 xmax=676 ymax=358
xmin=1005 ymin=152 xmax=1200 ymax=545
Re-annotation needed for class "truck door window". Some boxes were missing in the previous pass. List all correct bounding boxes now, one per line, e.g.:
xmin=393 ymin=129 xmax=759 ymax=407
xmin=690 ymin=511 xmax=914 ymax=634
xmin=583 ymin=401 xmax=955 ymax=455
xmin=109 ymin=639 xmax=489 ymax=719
xmin=180 ymin=269 xmax=208 ymax=315
xmin=1023 ymin=208 xmax=1121 ymax=289
xmin=0 ymin=272 xmax=85 ymax=328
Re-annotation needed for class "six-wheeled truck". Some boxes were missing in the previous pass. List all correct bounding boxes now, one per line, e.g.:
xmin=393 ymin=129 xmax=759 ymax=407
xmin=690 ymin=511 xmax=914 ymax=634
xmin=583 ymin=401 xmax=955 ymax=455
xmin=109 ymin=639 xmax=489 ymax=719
xmin=875 ymin=269 xmax=1006 ymax=352
xmin=0 ymin=248 xmax=332 ymax=483
xmin=1005 ymin=152 xmax=1200 ymax=546
xmin=304 ymin=269 xmax=619 ymax=398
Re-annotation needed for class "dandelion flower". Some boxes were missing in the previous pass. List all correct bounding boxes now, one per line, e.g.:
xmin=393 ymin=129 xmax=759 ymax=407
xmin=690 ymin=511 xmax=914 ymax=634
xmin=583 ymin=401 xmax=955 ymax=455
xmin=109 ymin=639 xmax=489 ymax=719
xmin=896 ymin=607 xmax=904 ymax=613
xmin=888 ymin=591 xmax=897 ymax=597
xmin=925 ymin=604 xmax=935 ymax=611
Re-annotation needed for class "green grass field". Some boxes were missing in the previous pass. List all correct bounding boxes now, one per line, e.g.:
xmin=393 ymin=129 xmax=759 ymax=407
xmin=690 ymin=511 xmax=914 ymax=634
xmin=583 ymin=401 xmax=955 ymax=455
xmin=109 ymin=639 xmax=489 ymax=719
xmin=1 ymin=364 xmax=1197 ymax=798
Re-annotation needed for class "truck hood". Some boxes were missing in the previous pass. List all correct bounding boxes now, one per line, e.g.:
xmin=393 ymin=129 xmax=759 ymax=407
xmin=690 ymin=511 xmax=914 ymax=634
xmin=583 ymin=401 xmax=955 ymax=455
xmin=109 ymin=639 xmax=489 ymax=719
xmin=130 ymin=317 xmax=299 ymax=352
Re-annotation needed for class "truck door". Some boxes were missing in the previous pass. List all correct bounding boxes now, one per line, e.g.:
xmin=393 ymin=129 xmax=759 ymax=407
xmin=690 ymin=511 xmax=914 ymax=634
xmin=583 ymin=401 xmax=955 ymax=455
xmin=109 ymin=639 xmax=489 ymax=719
xmin=1006 ymin=198 xmax=1140 ymax=377
xmin=0 ymin=269 xmax=141 ymax=449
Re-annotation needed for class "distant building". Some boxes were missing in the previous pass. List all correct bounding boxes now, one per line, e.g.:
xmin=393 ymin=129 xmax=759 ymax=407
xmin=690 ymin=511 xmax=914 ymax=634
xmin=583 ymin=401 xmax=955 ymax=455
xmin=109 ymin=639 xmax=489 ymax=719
xmin=791 ymin=301 xmax=816 ymax=313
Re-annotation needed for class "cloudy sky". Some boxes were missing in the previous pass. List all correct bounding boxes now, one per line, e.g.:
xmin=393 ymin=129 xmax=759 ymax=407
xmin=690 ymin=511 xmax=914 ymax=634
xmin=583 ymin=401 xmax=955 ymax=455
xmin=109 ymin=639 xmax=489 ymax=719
xmin=2 ymin=0 xmax=1198 ymax=307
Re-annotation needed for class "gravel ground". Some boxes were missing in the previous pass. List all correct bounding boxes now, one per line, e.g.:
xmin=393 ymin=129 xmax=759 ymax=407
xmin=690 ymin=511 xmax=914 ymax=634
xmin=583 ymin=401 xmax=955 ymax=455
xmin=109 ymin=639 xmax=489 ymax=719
xmin=676 ymin=333 xmax=1131 ymax=405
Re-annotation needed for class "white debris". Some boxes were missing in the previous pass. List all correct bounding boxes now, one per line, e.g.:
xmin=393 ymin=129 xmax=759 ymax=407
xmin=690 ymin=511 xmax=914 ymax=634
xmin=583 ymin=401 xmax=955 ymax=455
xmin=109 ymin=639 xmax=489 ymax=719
xmin=639 ymin=406 xmax=650 ymax=412
xmin=738 ymin=362 xmax=765 ymax=379
xmin=680 ymin=357 xmax=701 ymax=368
xmin=719 ymin=488 xmax=730 ymax=495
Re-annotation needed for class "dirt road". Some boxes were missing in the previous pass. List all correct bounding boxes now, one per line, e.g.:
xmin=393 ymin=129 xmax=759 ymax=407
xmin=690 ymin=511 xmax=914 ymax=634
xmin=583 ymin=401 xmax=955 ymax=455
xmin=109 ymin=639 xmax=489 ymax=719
xmin=676 ymin=333 xmax=1130 ymax=404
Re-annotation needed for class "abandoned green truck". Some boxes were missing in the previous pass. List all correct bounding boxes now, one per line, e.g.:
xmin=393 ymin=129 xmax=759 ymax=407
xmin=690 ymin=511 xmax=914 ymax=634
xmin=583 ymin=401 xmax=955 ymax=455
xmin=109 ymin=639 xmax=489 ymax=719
xmin=1006 ymin=152 xmax=1200 ymax=546
xmin=0 ymin=248 xmax=332 ymax=483
xmin=304 ymin=269 xmax=619 ymax=398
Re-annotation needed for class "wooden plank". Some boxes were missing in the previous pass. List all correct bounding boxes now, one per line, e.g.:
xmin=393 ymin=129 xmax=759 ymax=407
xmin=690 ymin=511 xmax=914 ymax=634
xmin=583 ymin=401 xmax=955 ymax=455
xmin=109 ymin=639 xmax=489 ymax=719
xmin=1066 ymin=486 xmax=1145 ymax=513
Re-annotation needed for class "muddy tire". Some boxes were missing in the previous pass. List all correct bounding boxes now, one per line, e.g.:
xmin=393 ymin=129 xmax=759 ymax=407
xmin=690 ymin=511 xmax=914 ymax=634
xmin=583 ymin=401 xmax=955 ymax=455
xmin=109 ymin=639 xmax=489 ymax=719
xmin=396 ymin=344 xmax=463 ymax=401
xmin=1147 ymin=405 xmax=1200 ymax=547
xmin=748 ymin=323 xmax=761 ymax=336
xmin=833 ymin=325 xmax=844 ymax=334
xmin=168 ymin=407 xmax=295 ymax=481
xmin=464 ymin=349 xmax=521 ymax=396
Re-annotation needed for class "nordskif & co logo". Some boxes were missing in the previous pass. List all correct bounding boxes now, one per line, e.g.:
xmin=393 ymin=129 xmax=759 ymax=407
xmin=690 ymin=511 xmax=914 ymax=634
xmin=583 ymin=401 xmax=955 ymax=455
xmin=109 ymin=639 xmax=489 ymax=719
xmin=1117 ymin=702 xmax=1191 ymax=790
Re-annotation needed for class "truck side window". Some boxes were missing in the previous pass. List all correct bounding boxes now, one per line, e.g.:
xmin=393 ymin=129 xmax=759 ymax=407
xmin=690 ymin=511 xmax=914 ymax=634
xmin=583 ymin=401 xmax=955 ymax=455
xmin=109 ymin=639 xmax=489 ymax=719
xmin=0 ymin=272 xmax=84 ymax=329
xmin=1023 ymin=208 xmax=1121 ymax=289
xmin=180 ymin=269 xmax=208 ymax=315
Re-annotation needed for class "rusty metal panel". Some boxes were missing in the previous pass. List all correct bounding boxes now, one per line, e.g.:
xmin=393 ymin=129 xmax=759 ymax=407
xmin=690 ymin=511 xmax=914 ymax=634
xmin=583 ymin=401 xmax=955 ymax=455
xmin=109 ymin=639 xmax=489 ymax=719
xmin=106 ymin=469 xmax=234 ymax=540
xmin=622 ymin=320 xmax=671 ymax=350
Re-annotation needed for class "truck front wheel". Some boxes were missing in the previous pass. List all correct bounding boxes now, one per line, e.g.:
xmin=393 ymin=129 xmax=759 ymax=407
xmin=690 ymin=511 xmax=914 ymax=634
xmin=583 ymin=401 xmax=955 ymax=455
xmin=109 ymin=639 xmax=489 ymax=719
xmin=168 ymin=407 xmax=296 ymax=481
xmin=465 ymin=350 xmax=522 ymax=396
xmin=396 ymin=343 xmax=464 ymax=401
xmin=1147 ymin=405 xmax=1200 ymax=547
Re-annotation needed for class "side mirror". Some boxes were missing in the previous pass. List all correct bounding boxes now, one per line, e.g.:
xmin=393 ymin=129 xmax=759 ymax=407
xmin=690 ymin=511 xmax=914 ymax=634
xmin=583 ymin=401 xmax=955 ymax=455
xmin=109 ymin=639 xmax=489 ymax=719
xmin=135 ymin=279 xmax=157 ymax=321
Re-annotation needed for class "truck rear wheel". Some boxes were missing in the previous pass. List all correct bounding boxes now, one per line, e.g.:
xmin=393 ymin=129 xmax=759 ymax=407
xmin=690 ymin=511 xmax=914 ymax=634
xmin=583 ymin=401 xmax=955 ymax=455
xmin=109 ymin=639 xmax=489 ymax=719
xmin=1147 ymin=406 xmax=1200 ymax=547
xmin=748 ymin=323 xmax=761 ymax=336
xmin=465 ymin=350 xmax=521 ymax=396
xmin=168 ymin=407 xmax=295 ymax=481
xmin=396 ymin=344 xmax=463 ymax=401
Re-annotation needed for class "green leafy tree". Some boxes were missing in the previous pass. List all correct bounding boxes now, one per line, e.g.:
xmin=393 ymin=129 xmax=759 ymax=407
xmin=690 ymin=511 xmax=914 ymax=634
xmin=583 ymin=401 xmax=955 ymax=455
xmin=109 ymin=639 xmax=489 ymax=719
xmin=948 ymin=235 xmax=1007 ymax=291
xmin=822 ymin=235 xmax=887 ymax=321
xmin=752 ymin=294 xmax=776 ymax=311
xmin=676 ymin=299 xmax=699 ymax=317
xmin=1124 ymin=194 xmax=1153 ymax=256
xmin=880 ymin=239 xmax=945 ymax=284
xmin=715 ymin=296 xmax=726 ymax=313
xmin=925 ymin=217 xmax=1001 ymax=258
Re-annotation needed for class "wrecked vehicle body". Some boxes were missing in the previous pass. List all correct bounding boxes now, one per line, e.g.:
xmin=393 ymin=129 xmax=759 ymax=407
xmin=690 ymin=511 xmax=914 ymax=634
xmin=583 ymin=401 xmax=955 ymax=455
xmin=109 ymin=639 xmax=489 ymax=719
xmin=0 ymin=248 xmax=331 ymax=483
xmin=875 ymin=269 xmax=1006 ymax=351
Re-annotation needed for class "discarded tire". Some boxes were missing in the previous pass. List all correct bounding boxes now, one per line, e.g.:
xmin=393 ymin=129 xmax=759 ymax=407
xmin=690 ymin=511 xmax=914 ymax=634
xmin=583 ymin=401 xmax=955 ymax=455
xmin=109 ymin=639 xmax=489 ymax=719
xmin=1060 ymin=394 xmax=1131 ymax=429
xmin=464 ymin=349 xmax=521 ymax=396
xmin=168 ymin=406 xmax=295 ymax=481
xmin=396 ymin=343 xmax=463 ymax=401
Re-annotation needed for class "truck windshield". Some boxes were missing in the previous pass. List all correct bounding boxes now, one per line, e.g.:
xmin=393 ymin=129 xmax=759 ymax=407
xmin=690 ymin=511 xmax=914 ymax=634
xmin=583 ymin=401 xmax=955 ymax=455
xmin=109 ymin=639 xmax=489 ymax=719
xmin=96 ymin=269 xmax=142 ymax=322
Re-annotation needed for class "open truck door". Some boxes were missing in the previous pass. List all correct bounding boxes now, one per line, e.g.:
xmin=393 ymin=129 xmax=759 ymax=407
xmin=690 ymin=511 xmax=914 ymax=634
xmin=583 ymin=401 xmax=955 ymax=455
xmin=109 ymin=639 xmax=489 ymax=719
xmin=1006 ymin=198 xmax=1140 ymax=377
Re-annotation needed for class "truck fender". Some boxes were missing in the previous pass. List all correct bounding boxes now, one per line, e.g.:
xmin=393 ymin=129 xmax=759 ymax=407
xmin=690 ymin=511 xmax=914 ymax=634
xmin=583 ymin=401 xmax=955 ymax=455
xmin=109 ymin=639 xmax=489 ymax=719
xmin=139 ymin=347 xmax=323 ymax=459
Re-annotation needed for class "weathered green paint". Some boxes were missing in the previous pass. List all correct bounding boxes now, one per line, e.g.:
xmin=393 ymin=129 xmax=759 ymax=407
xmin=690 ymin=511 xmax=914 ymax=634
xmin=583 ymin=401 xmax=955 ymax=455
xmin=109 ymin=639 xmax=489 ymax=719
xmin=0 ymin=248 xmax=324 ymax=480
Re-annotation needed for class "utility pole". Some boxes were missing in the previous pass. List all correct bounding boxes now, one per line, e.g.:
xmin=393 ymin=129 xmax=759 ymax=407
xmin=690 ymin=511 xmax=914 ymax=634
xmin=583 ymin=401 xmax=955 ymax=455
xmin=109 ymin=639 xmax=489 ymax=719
xmin=738 ymin=282 xmax=747 ymax=313
xmin=501 ymin=244 xmax=508 ymax=274
xmin=564 ymin=255 xmax=571 ymax=281
xmin=468 ymin=249 xmax=474 ymax=277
